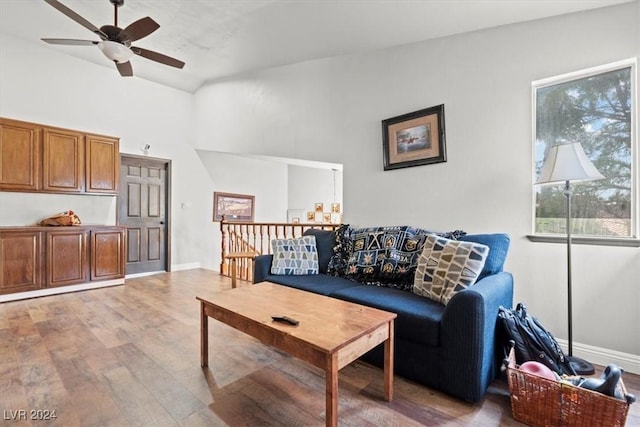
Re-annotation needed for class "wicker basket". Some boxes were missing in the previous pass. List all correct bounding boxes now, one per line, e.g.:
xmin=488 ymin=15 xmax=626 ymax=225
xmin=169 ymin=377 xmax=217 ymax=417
xmin=506 ymin=349 xmax=631 ymax=426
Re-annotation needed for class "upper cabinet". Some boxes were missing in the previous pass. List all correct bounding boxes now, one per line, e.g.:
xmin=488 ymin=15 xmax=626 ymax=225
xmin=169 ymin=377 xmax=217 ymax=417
xmin=43 ymin=127 xmax=85 ymax=192
xmin=0 ymin=118 xmax=41 ymax=191
xmin=0 ymin=117 xmax=119 ymax=195
xmin=86 ymin=134 xmax=119 ymax=194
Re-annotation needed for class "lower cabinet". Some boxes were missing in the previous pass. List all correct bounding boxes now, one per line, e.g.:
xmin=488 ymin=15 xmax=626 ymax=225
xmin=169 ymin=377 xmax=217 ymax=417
xmin=0 ymin=226 xmax=125 ymax=296
xmin=0 ymin=230 xmax=44 ymax=294
xmin=46 ymin=228 xmax=89 ymax=287
xmin=90 ymin=228 xmax=126 ymax=280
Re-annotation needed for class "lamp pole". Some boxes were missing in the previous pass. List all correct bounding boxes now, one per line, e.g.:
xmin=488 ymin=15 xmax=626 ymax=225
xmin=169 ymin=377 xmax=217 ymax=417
xmin=563 ymin=180 xmax=573 ymax=357
xmin=563 ymin=179 xmax=595 ymax=375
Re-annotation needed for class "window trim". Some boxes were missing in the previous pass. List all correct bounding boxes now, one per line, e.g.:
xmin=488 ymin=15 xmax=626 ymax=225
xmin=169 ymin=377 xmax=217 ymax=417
xmin=530 ymin=58 xmax=639 ymax=244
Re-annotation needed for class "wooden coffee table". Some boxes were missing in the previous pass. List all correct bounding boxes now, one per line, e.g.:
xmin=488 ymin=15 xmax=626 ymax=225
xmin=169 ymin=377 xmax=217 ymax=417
xmin=197 ymin=281 xmax=396 ymax=427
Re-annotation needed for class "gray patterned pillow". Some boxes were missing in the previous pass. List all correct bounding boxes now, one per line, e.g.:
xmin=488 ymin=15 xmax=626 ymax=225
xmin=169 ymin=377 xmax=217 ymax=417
xmin=270 ymin=236 xmax=319 ymax=275
xmin=413 ymin=234 xmax=489 ymax=305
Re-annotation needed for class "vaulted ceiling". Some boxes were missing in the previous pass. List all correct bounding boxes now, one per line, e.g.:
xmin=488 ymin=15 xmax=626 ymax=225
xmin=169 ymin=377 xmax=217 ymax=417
xmin=0 ymin=0 xmax=632 ymax=93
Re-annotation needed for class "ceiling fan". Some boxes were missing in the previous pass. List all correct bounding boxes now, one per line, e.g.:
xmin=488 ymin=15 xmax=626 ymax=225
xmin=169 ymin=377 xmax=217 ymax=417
xmin=41 ymin=0 xmax=185 ymax=77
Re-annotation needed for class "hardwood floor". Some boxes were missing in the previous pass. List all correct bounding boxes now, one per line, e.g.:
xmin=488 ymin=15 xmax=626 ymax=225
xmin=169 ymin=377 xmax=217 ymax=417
xmin=1 ymin=269 xmax=638 ymax=426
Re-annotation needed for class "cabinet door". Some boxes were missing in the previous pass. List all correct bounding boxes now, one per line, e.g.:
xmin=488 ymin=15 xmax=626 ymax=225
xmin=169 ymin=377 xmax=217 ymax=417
xmin=0 ymin=118 xmax=41 ymax=191
xmin=43 ymin=127 xmax=85 ymax=192
xmin=86 ymin=134 xmax=120 ymax=194
xmin=0 ymin=231 xmax=44 ymax=294
xmin=46 ymin=229 xmax=88 ymax=287
xmin=90 ymin=228 xmax=125 ymax=280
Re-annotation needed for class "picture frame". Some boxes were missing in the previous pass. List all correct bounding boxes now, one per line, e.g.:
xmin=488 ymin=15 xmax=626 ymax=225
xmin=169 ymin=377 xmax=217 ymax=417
xmin=314 ymin=202 xmax=324 ymax=212
xmin=382 ymin=104 xmax=446 ymax=171
xmin=307 ymin=211 xmax=316 ymax=222
xmin=287 ymin=209 xmax=306 ymax=223
xmin=213 ymin=192 xmax=255 ymax=222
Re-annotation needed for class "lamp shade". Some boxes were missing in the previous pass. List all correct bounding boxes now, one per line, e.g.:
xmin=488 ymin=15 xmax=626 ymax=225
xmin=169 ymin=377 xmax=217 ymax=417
xmin=98 ymin=40 xmax=134 ymax=63
xmin=536 ymin=142 xmax=605 ymax=185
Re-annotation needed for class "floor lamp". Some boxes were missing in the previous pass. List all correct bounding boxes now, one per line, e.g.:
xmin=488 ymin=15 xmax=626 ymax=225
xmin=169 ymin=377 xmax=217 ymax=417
xmin=536 ymin=142 xmax=604 ymax=375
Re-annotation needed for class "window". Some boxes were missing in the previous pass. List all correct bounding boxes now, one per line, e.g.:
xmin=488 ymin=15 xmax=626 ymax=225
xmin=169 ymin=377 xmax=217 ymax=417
xmin=532 ymin=59 xmax=637 ymax=241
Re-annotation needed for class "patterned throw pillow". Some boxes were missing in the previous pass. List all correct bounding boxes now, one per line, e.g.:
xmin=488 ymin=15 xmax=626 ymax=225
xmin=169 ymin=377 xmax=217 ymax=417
xmin=327 ymin=224 xmax=352 ymax=276
xmin=270 ymin=236 xmax=319 ymax=275
xmin=413 ymin=234 xmax=489 ymax=305
xmin=343 ymin=226 xmax=423 ymax=289
xmin=330 ymin=225 xmax=468 ymax=291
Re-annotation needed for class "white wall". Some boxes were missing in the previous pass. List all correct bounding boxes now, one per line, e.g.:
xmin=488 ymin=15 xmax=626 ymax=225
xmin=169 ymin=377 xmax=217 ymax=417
xmin=288 ymin=165 xmax=343 ymax=220
xmin=196 ymin=150 xmax=288 ymax=269
xmin=192 ymin=3 xmax=640 ymax=364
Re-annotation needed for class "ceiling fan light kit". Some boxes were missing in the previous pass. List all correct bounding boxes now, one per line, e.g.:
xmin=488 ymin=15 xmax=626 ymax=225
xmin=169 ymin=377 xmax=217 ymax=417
xmin=41 ymin=0 xmax=185 ymax=77
xmin=98 ymin=40 xmax=134 ymax=63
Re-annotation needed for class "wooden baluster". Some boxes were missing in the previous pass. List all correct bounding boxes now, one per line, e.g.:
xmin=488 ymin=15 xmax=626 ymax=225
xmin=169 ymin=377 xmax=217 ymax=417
xmin=220 ymin=215 xmax=227 ymax=275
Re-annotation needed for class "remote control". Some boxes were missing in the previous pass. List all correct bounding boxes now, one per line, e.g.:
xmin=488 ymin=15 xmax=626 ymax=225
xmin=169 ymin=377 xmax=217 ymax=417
xmin=271 ymin=315 xmax=299 ymax=326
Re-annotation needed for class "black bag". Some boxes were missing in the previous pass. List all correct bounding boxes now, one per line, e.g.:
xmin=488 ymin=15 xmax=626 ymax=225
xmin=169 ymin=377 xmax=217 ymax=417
xmin=498 ymin=303 xmax=575 ymax=376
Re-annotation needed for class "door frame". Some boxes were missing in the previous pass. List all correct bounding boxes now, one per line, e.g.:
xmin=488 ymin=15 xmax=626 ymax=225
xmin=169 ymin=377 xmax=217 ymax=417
xmin=117 ymin=154 xmax=172 ymax=273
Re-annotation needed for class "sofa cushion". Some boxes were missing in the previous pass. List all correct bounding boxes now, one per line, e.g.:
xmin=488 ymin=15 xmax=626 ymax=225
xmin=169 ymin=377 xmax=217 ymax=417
xmin=303 ymin=229 xmax=336 ymax=274
xmin=413 ymin=235 xmax=489 ymax=305
xmin=331 ymin=284 xmax=445 ymax=347
xmin=459 ymin=233 xmax=510 ymax=279
xmin=260 ymin=273 xmax=360 ymax=296
xmin=270 ymin=236 xmax=319 ymax=275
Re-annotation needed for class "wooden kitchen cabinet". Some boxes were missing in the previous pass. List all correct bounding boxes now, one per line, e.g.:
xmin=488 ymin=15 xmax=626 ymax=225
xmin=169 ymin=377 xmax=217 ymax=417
xmin=46 ymin=228 xmax=89 ymax=287
xmin=86 ymin=134 xmax=119 ymax=193
xmin=0 ymin=226 xmax=125 ymax=296
xmin=90 ymin=227 xmax=125 ymax=280
xmin=42 ymin=127 xmax=85 ymax=192
xmin=0 ymin=117 xmax=42 ymax=191
xmin=0 ymin=230 xmax=44 ymax=294
xmin=0 ymin=117 xmax=120 ymax=195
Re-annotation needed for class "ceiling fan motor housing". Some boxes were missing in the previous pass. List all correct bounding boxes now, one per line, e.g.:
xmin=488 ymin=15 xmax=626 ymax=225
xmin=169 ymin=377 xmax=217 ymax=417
xmin=99 ymin=24 xmax=131 ymax=45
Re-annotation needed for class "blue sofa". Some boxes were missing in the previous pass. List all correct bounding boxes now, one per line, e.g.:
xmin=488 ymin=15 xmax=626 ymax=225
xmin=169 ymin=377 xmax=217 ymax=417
xmin=253 ymin=227 xmax=513 ymax=402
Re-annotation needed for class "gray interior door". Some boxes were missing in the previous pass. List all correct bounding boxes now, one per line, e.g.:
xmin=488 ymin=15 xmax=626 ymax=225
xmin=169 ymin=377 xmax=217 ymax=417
xmin=118 ymin=155 xmax=170 ymax=275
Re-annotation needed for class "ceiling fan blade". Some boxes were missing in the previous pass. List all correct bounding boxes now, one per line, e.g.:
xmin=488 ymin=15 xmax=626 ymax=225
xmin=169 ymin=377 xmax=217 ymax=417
xmin=120 ymin=17 xmax=160 ymax=43
xmin=131 ymin=46 xmax=185 ymax=69
xmin=116 ymin=61 xmax=133 ymax=77
xmin=44 ymin=0 xmax=108 ymax=39
xmin=41 ymin=38 xmax=98 ymax=46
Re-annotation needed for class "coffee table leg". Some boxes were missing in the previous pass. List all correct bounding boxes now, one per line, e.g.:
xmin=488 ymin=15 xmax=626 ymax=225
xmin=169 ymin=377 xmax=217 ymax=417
xmin=230 ymin=259 xmax=237 ymax=289
xmin=384 ymin=320 xmax=394 ymax=401
xmin=325 ymin=353 xmax=338 ymax=427
xmin=201 ymin=301 xmax=208 ymax=367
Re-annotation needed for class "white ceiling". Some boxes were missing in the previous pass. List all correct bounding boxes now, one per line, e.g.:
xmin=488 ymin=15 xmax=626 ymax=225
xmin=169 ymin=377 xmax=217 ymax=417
xmin=0 ymin=0 xmax=633 ymax=93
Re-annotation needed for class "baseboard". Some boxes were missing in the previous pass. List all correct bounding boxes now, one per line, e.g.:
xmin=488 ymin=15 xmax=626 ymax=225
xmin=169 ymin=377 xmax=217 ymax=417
xmin=0 ymin=279 xmax=125 ymax=303
xmin=557 ymin=338 xmax=640 ymax=375
xmin=125 ymin=270 xmax=166 ymax=279
xmin=171 ymin=262 xmax=201 ymax=271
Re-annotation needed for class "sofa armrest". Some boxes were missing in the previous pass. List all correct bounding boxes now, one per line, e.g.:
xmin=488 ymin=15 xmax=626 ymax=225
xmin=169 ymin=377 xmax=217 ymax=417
xmin=253 ymin=254 xmax=273 ymax=283
xmin=439 ymin=271 xmax=514 ymax=401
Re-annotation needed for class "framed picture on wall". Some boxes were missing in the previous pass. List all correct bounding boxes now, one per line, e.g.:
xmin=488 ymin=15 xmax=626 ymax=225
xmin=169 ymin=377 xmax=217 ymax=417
xmin=382 ymin=104 xmax=447 ymax=170
xmin=213 ymin=192 xmax=255 ymax=222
